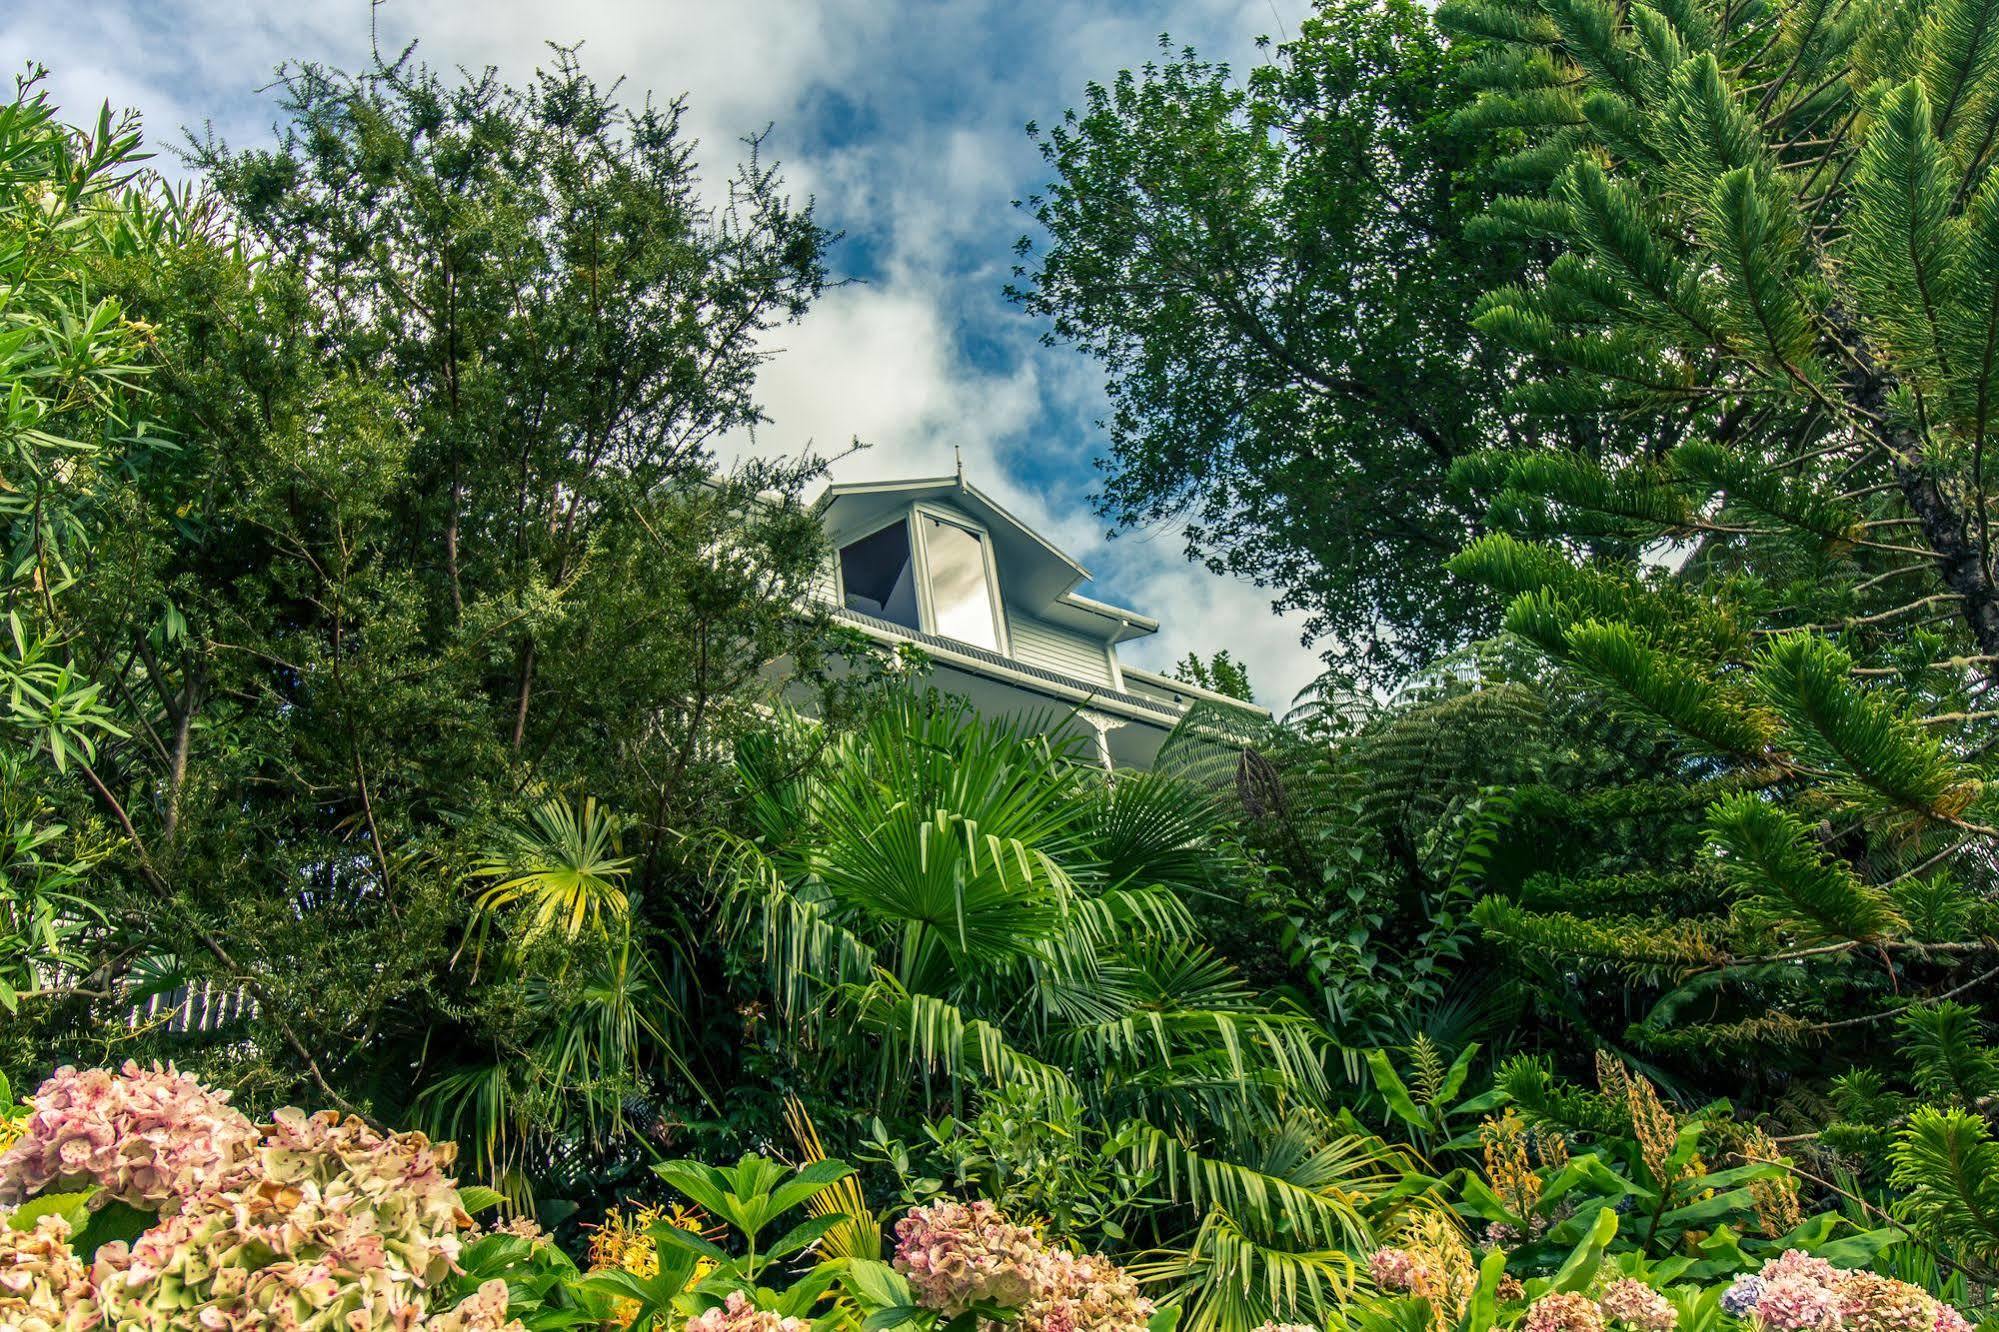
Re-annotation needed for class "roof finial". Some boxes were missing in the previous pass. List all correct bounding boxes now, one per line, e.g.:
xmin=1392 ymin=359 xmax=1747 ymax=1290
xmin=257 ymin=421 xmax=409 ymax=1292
xmin=953 ymin=444 xmax=964 ymax=484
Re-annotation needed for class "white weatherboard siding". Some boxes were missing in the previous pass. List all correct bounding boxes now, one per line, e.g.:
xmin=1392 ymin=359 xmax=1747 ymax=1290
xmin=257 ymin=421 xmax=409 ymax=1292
xmin=1006 ymin=612 xmax=1116 ymax=688
xmin=809 ymin=556 xmax=838 ymax=606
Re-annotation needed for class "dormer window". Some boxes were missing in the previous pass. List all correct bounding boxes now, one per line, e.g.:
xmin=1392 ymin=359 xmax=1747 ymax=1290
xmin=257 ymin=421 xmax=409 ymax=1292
xmin=921 ymin=514 xmax=1001 ymax=651
xmin=835 ymin=506 xmax=1008 ymax=652
xmin=840 ymin=520 xmax=920 ymax=629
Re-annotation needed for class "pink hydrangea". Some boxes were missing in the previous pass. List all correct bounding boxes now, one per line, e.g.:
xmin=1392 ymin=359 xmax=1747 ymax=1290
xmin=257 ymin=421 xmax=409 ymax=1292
xmin=1833 ymin=1272 xmax=1936 ymax=1332
xmin=1756 ymin=1277 xmax=1845 ymax=1332
xmin=894 ymin=1199 xmax=1049 ymax=1314
xmin=684 ymin=1289 xmax=813 ymax=1332
xmin=0 ymin=1061 xmax=258 ymax=1213
xmin=1022 ymin=1248 xmax=1156 ymax=1332
xmin=1760 ymin=1252 xmax=1841 ymax=1288
xmin=92 ymin=1108 xmax=488 ymax=1330
xmin=0 ymin=1214 xmax=100 ymax=1332
xmin=1599 ymin=1279 xmax=1677 ymax=1332
xmin=1369 ymin=1247 xmax=1422 ymax=1293
xmin=1934 ymin=1306 xmax=1972 ymax=1332
xmin=1525 ymin=1292 xmax=1608 ymax=1332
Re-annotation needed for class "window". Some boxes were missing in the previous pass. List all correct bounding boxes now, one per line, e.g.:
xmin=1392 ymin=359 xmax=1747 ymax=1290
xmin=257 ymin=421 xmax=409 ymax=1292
xmin=840 ymin=521 xmax=920 ymax=629
xmin=922 ymin=515 xmax=1001 ymax=651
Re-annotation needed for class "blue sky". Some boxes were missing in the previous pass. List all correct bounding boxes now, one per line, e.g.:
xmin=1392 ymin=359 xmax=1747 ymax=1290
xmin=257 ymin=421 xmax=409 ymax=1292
xmin=9 ymin=0 xmax=1327 ymax=707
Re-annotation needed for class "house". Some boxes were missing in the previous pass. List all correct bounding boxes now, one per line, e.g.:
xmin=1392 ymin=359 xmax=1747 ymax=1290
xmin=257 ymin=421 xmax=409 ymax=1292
xmin=809 ymin=473 xmax=1268 ymax=769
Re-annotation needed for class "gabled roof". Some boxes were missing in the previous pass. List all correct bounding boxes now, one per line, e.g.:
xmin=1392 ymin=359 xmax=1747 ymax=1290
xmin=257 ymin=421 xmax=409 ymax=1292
xmin=815 ymin=475 xmax=1157 ymax=642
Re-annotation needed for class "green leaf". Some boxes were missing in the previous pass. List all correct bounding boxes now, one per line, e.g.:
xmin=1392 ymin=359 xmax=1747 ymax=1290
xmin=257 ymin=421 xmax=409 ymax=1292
xmin=1810 ymin=1226 xmax=1907 ymax=1267
xmin=651 ymin=1220 xmax=733 ymax=1266
xmin=71 ymin=1200 xmax=154 ymax=1259
xmin=767 ymin=1159 xmax=858 ymax=1219
xmin=1467 ymin=1249 xmax=1511 ymax=1332
xmin=844 ymin=1259 xmax=915 ymax=1311
xmin=767 ymin=1213 xmax=847 ymax=1262
xmin=6 ymin=1191 xmax=94 ymax=1233
xmin=1367 ymin=1049 xmax=1432 ymax=1130
xmin=458 ymin=1186 xmax=508 ymax=1216
xmin=1550 ymin=1206 xmax=1619 ymax=1292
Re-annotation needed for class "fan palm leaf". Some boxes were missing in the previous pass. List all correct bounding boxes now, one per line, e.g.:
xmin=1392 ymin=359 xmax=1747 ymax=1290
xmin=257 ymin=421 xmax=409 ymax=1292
xmin=472 ymin=795 xmax=632 ymax=940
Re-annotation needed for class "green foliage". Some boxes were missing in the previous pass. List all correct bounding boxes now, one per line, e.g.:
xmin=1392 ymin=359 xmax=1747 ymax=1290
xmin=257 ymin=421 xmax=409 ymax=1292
xmin=859 ymin=1086 xmax=1154 ymax=1248
xmin=0 ymin=70 xmax=153 ymax=1012
xmin=471 ymin=795 xmax=634 ymax=943
xmin=706 ymin=690 xmax=1408 ymax=1332
xmin=1889 ymin=1107 xmax=1999 ymax=1273
xmin=1172 ymin=652 xmax=1257 ymax=704
xmin=1014 ymin=0 xmax=1533 ymax=685
xmin=0 ymin=50 xmax=851 ymax=1222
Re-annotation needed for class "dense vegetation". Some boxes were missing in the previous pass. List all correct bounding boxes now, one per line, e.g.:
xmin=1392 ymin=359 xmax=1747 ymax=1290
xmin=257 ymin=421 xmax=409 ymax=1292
xmin=6 ymin=0 xmax=1999 ymax=1324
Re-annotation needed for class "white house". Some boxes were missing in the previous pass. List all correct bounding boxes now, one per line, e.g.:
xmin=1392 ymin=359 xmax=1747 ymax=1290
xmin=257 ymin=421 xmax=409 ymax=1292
xmin=809 ymin=473 xmax=1268 ymax=769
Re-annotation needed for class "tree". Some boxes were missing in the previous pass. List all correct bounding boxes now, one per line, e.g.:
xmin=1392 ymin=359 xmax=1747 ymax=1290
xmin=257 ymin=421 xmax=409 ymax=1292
xmin=1427 ymin=0 xmax=1999 ymax=1109
xmin=1012 ymin=0 xmax=1531 ymax=686
xmin=8 ymin=49 xmax=847 ymax=1207
xmin=1171 ymin=651 xmax=1256 ymax=702
xmin=0 ymin=70 xmax=155 ymax=1022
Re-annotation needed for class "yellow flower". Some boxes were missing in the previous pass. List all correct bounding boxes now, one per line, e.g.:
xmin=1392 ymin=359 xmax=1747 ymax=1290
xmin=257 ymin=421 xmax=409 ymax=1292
xmin=1741 ymin=1127 xmax=1802 ymax=1237
xmin=1480 ymin=1110 xmax=1544 ymax=1218
xmin=1396 ymin=1210 xmax=1478 ymax=1332
xmin=587 ymin=1203 xmax=718 ymax=1328
xmin=1598 ymin=1056 xmax=1703 ymax=1193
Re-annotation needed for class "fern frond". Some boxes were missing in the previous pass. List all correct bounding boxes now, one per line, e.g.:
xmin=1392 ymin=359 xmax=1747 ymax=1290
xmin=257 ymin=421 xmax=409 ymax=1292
xmin=1901 ymin=1002 xmax=1999 ymax=1105
xmin=1847 ymin=80 xmax=1960 ymax=395
xmin=1670 ymin=441 xmax=1864 ymax=547
xmin=1561 ymin=620 xmax=1778 ymax=758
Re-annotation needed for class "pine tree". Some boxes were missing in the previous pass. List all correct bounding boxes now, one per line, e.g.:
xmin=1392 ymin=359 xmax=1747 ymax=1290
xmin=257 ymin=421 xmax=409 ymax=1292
xmin=1426 ymin=0 xmax=1999 ymax=1106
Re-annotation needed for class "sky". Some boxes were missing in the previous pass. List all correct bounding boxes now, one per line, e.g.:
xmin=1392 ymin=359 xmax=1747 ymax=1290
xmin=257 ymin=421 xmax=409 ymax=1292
xmin=7 ymin=0 xmax=1329 ymax=709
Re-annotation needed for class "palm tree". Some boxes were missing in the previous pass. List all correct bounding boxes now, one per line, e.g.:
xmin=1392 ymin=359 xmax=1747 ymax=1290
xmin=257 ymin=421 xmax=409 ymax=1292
xmin=701 ymin=689 xmax=1411 ymax=1332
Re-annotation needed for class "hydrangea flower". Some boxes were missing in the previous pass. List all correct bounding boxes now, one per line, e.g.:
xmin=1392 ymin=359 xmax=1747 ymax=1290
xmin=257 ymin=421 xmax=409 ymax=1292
xmin=0 ymin=1213 xmax=100 ymax=1332
xmin=426 ymin=1278 xmax=528 ymax=1331
xmin=1755 ymin=1277 xmax=1845 ymax=1332
xmin=0 ymin=1061 xmax=258 ymax=1213
xmin=91 ymin=1107 xmax=491 ymax=1330
xmin=684 ymin=1289 xmax=813 ymax=1332
xmin=1599 ymin=1278 xmax=1678 ymax=1332
xmin=1723 ymin=1277 xmax=1767 ymax=1317
xmin=893 ymin=1199 xmax=1049 ymax=1314
xmin=1760 ymin=1252 xmax=1841 ymax=1288
xmin=1022 ymin=1248 xmax=1156 ymax=1332
xmin=1369 ymin=1247 xmax=1422 ymax=1293
xmin=1525 ymin=1291 xmax=1608 ymax=1332
xmin=1934 ymin=1306 xmax=1972 ymax=1332
xmin=1834 ymin=1271 xmax=1941 ymax=1332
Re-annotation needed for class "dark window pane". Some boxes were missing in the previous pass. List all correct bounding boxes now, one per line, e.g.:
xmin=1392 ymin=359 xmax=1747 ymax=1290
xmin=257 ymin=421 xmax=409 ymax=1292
xmin=841 ymin=521 xmax=919 ymax=629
